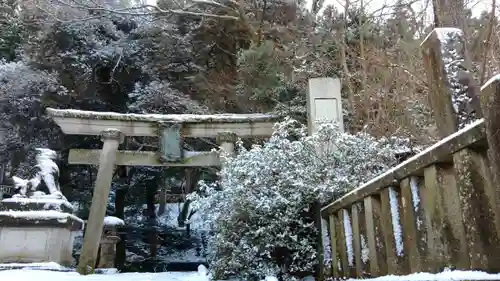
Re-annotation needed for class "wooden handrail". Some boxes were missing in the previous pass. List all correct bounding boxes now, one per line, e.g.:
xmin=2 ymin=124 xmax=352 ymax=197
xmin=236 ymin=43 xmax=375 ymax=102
xmin=321 ymin=118 xmax=486 ymax=217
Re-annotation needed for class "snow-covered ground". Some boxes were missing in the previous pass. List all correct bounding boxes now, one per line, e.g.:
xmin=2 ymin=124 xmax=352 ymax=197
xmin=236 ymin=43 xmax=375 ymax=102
xmin=3 ymin=269 xmax=500 ymax=281
xmin=2 ymin=262 xmax=500 ymax=281
xmin=0 ymin=270 xmax=204 ymax=281
xmin=351 ymin=270 xmax=500 ymax=280
xmin=0 ymin=263 xmax=209 ymax=281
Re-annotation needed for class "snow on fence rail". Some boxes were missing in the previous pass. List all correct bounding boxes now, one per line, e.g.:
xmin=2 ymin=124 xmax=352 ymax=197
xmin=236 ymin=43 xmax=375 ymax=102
xmin=318 ymin=27 xmax=500 ymax=280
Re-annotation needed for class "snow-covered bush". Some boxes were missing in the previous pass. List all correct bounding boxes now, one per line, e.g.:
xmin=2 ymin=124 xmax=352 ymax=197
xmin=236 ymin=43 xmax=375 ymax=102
xmin=128 ymin=80 xmax=208 ymax=114
xmin=190 ymin=118 xmax=409 ymax=281
xmin=0 ymin=59 xmax=66 ymax=176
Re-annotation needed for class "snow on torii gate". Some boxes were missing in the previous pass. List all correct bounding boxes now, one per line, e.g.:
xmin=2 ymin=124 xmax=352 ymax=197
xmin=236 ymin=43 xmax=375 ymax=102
xmin=46 ymin=108 xmax=278 ymax=274
xmin=45 ymin=77 xmax=342 ymax=275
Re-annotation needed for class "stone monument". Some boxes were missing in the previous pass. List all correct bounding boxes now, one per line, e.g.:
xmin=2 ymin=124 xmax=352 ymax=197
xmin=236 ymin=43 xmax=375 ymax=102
xmin=0 ymin=148 xmax=83 ymax=266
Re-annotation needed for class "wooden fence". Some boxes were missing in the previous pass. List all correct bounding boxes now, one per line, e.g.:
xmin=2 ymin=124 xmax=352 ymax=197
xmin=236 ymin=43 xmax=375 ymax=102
xmin=319 ymin=28 xmax=500 ymax=279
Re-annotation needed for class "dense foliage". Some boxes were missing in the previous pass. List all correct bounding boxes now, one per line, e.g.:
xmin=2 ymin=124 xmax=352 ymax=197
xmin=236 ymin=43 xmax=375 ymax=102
xmin=190 ymin=119 xmax=409 ymax=280
xmin=0 ymin=59 xmax=66 ymax=176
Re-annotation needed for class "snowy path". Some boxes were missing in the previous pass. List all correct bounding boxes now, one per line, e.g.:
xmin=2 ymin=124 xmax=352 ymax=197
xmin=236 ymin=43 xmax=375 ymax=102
xmin=346 ymin=270 xmax=500 ymax=280
xmin=0 ymin=270 xmax=204 ymax=281
xmin=3 ymin=268 xmax=500 ymax=281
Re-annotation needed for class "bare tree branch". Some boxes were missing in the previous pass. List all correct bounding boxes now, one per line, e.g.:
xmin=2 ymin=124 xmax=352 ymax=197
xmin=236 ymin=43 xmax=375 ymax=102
xmin=479 ymin=0 xmax=496 ymax=84
xmin=45 ymin=0 xmax=240 ymax=20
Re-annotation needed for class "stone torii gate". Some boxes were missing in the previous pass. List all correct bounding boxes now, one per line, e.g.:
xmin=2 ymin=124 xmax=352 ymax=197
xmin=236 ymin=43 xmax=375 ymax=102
xmin=46 ymin=108 xmax=278 ymax=274
xmin=46 ymin=77 xmax=342 ymax=275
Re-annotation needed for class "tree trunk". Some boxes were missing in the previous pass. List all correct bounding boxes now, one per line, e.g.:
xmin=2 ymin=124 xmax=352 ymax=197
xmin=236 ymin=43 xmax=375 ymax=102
xmin=114 ymin=183 xmax=127 ymax=270
xmin=432 ymin=0 xmax=465 ymax=28
xmin=158 ymin=167 xmax=169 ymax=216
xmin=146 ymin=184 xmax=157 ymax=259
xmin=0 ymin=163 xmax=4 ymax=184
xmin=313 ymin=200 xmax=324 ymax=281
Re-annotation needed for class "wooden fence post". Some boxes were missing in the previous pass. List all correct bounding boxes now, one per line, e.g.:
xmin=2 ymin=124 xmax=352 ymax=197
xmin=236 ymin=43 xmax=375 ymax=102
xmin=328 ymin=215 xmax=340 ymax=278
xmin=340 ymin=208 xmax=357 ymax=277
xmin=379 ymin=187 xmax=408 ymax=275
xmin=364 ymin=195 xmax=387 ymax=276
xmin=400 ymin=177 xmax=427 ymax=272
xmin=351 ymin=203 xmax=369 ymax=277
xmin=421 ymin=28 xmax=482 ymax=138
xmin=423 ymin=164 xmax=470 ymax=270
xmin=336 ymin=209 xmax=349 ymax=277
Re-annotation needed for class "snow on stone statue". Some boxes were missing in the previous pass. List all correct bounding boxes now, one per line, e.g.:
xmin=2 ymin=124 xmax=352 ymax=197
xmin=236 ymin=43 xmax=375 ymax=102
xmin=11 ymin=148 xmax=65 ymax=200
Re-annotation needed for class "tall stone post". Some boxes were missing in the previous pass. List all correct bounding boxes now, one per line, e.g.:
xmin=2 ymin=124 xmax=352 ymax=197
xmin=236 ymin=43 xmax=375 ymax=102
xmin=421 ymin=28 xmax=481 ymax=137
xmin=307 ymin=77 xmax=344 ymax=135
xmin=216 ymin=132 xmax=238 ymax=158
xmin=77 ymin=129 xmax=124 ymax=275
xmin=421 ymin=28 xmax=500 ymax=271
xmin=307 ymin=77 xmax=344 ymax=281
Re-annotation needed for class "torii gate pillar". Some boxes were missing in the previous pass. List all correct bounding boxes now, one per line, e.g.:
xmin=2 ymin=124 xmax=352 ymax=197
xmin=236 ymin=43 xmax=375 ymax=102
xmin=77 ymin=129 xmax=124 ymax=274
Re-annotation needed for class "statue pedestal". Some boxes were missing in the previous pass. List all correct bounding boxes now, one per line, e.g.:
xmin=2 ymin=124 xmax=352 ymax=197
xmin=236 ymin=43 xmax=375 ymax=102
xmin=0 ymin=197 xmax=83 ymax=266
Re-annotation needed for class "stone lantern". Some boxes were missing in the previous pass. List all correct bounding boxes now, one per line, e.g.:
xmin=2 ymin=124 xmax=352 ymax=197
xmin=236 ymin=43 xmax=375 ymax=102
xmin=97 ymin=216 xmax=124 ymax=269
